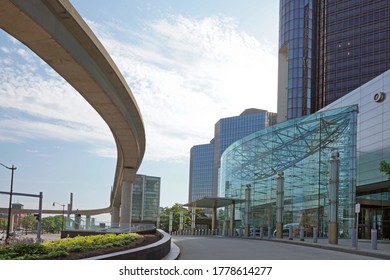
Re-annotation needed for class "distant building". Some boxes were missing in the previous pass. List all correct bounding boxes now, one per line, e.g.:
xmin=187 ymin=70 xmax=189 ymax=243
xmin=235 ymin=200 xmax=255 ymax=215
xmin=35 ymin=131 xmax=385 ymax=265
xmin=131 ymin=174 xmax=161 ymax=229
xmin=188 ymin=109 xmax=277 ymax=202
xmin=0 ymin=202 xmax=25 ymax=231
xmin=189 ymin=143 xmax=214 ymax=202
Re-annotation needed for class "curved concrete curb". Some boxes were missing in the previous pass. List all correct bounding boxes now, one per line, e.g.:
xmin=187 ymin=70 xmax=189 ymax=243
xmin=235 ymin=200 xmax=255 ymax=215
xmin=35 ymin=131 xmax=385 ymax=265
xmin=162 ymin=241 xmax=180 ymax=260
xmin=84 ymin=229 xmax=172 ymax=260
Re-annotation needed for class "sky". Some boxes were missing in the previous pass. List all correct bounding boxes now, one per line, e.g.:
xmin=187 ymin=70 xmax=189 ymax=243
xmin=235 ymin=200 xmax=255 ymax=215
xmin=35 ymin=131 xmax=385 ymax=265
xmin=0 ymin=0 xmax=279 ymax=221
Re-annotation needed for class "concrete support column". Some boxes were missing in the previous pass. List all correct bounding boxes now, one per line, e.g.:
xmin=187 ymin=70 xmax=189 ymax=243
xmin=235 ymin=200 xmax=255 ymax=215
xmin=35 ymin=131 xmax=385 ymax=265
xmin=111 ymin=206 xmax=120 ymax=227
xmin=120 ymin=181 xmax=132 ymax=231
xmin=229 ymin=201 xmax=235 ymax=237
xmin=276 ymin=172 xmax=284 ymax=239
xmin=328 ymin=150 xmax=339 ymax=245
xmin=169 ymin=211 xmax=173 ymax=234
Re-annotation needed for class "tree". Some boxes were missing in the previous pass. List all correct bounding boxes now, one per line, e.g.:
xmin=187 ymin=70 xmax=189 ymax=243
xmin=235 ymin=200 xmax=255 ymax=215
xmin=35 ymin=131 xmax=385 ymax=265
xmin=159 ymin=204 xmax=191 ymax=232
xmin=158 ymin=204 xmax=212 ymax=232
xmin=21 ymin=215 xmax=37 ymax=232
xmin=41 ymin=215 xmax=63 ymax=233
xmin=379 ymin=160 xmax=390 ymax=179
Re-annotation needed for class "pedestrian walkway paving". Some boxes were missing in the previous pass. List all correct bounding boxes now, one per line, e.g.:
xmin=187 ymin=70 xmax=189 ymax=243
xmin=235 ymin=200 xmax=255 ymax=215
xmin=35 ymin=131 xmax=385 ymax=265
xmin=257 ymin=236 xmax=390 ymax=259
xmin=171 ymin=229 xmax=390 ymax=259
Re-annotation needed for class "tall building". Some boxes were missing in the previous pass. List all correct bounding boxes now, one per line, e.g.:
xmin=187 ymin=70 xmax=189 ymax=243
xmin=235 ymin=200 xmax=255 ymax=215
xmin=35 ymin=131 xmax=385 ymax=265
xmin=188 ymin=109 xmax=277 ymax=202
xmin=277 ymin=0 xmax=390 ymax=122
xmin=220 ymin=70 xmax=390 ymax=239
xmin=131 ymin=174 xmax=161 ymax=229
xmin=189 ymin=143 xmax=214 ymax=202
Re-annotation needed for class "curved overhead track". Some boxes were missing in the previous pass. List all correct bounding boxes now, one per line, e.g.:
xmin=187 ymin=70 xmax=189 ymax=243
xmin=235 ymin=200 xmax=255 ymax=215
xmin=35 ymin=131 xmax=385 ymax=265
xmin=0 ymin=0 xmax=146 ymax=215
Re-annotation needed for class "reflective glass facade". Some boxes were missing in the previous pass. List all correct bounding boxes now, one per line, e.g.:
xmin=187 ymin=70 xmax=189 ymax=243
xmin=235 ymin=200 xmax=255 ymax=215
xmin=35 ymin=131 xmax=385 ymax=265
xmin=317 ymin=1 xmax=390 ymax=110
xmin=278 ymin=0 xmax=390 ymax=121
xmin=189 ymin=143 xmax=214 ymax=202
xmin=212 ymin=110 xmax=277 ymax=196
xmin=279 ymin=0 xmax=314 ymax=120
xmin=131 ymin=174 xmax=160 ymax=224
xmin=189 ymin=109 xmax=277 ymax=202
xmin=220 ymin=105 xmax=358 ymax=237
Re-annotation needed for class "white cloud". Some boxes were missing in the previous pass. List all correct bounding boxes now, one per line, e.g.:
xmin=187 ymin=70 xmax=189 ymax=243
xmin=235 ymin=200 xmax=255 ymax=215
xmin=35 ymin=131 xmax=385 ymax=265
xmin=0 ymin=14 xmax=277 ymax=163
xmin=93 ymin=15 xmax=278 ymax=162
xmin=0 ymin=38 xmax=115 ymax=155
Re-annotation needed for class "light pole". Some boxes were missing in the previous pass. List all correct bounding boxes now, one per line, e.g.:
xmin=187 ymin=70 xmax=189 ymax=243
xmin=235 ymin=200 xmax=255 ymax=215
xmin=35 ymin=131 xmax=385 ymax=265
xmin=0 ymin=163 xmax=17 ymax=242
xmin=52 ymin=202 xmax=65 ymax=231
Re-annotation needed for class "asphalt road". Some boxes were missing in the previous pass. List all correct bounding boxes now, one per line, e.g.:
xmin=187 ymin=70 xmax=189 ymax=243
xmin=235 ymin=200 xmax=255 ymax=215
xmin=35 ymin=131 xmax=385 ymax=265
xmin=172 ymin=236 xmax=380 ymax=260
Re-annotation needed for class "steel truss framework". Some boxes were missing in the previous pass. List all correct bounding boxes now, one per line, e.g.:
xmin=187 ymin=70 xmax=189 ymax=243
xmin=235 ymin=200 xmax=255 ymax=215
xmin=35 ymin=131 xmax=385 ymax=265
xmin=220 ymin=105 xmax=358 ymax=237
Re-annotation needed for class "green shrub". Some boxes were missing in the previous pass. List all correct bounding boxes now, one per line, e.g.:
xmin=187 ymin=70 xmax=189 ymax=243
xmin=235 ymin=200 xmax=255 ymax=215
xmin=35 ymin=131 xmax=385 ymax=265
xmin=47 ymin=250 xmax=69 ymax=259
xmin=0 ymin=232 xmax=141 ymax=259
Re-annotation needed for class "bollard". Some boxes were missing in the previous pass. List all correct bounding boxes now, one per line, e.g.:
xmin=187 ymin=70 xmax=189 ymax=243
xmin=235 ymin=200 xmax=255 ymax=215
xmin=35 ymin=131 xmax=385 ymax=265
xmin=253 ymin=227 xmax=256 ymax=238
xmin=313 ymin=227 xmax=318 ymax=243
xmin=289 ymin=226 xmax=293 ymax=240
xmin=371 ymin=229 xmax=378 ymax=250
xmin=300 ymin=227 xmax=305 ymax=241
xmin=268 ymin=227 xmax=272 ymax=239
xmin=260 ymin=226 xmax=264 ymax=239
xmin=350 ymin=228 xmax=357 ymax=248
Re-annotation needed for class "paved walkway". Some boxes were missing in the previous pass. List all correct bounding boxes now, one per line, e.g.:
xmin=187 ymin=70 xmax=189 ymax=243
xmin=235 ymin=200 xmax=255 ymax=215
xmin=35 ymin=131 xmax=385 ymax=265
xmin=170 ymin=234 xmax=390 ymax=260
xmin=262 ymin=236 xmax=390 ymax=259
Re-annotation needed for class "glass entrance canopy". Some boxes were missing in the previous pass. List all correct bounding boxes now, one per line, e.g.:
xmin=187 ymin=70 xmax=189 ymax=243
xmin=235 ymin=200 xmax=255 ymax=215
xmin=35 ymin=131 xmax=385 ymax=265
xmin=220 ymin=105 xmax=358 ymax=237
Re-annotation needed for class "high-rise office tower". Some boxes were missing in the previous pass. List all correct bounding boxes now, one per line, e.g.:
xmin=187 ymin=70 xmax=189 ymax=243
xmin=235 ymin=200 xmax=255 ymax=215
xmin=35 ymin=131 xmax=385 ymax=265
xmin=188 ymin=143 xmax=214 ymax=202
xmin=131 ymin=174 xmax=161 ymax=227
xmin=277 ymin=0 xmax=390 ymax=122
xmin=188 ymin=109 xmax=277 ymax=202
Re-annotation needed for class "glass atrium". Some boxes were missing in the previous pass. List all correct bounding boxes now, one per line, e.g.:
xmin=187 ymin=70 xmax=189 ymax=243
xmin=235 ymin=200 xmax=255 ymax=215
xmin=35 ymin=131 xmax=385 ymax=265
xmin=220 ymin=105 xmax=358 ymax=237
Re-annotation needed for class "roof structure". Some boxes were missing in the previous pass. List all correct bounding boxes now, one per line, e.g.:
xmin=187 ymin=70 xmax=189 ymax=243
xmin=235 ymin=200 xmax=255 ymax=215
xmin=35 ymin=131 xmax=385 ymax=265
xmin=184 ymin=197 xmax=246 ymax=209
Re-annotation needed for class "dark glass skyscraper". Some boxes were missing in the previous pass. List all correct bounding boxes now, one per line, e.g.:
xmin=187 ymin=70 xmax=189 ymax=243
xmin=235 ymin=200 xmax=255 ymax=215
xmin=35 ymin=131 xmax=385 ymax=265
xmin=188 ymin=109 xmax=277 ymax=202
xmin=277 ymin=0 xmax=390 ymax=122
xmin=189 ymin=143 xmax=214 ymax=202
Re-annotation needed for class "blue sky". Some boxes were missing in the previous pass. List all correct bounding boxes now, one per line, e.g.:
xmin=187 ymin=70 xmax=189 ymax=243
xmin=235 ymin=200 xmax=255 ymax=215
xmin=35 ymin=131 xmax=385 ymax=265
xmin=0 ymin=0 xmax=279 ymax=220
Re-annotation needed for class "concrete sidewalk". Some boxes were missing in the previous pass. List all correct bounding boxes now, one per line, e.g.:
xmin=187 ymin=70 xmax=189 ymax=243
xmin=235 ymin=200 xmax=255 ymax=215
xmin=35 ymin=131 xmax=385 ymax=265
xmin=254 ymin=236 xmax=390 ymax=259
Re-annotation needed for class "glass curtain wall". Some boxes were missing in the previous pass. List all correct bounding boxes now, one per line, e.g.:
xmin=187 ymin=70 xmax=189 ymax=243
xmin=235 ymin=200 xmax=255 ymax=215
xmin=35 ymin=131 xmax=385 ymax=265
xmin=220 ymin=105 xmax=358 ymax=237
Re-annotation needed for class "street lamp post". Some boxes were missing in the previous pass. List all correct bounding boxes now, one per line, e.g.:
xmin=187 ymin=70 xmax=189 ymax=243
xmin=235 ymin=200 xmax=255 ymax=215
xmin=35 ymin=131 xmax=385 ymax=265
xmin=0 ymin=163 xmax=17 ymax=242
xmin=52 ymin=202 xmax=65 ymax=231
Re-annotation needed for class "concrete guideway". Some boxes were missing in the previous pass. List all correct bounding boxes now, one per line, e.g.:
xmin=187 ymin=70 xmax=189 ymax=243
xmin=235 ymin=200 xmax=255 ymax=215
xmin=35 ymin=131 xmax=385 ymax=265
xmin=0 ymin=0 xmax=145 ymax=221
xmin=172 ymin=236 xmax=390 ymax=260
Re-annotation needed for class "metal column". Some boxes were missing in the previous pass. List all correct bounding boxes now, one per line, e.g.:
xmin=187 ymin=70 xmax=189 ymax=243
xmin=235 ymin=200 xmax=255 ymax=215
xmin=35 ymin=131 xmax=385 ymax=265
xmin=276 ymin=172 xmax=284 ymax=239
xmin=328 ymin=150 xmax=339 ymax=244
